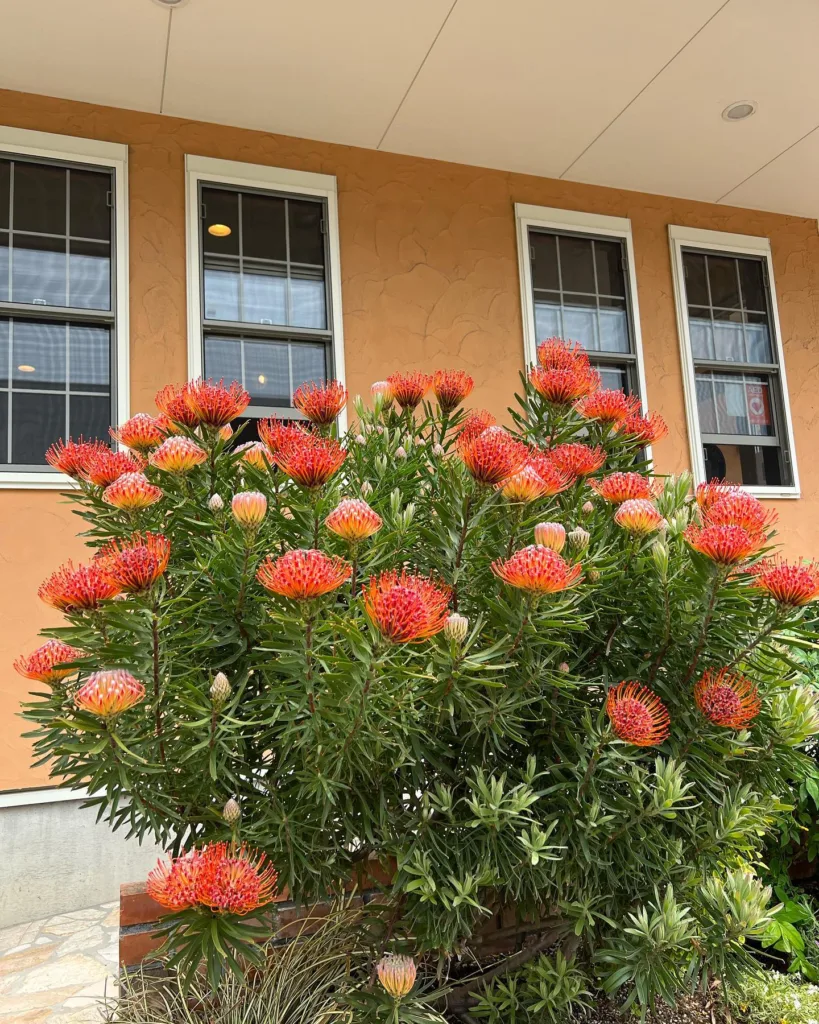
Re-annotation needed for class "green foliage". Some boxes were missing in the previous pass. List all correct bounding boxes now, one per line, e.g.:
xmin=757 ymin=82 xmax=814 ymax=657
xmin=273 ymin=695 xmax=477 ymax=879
xmin=734 ymin=970 xmax=819 ymax=1024
xmin=471 ymin=952 xmax=593 ymax=1024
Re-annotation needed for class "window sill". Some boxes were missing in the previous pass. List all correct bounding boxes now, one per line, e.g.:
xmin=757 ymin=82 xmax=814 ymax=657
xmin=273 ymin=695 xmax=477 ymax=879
xmin=740 ymin=486 xmax=800 ymax=500
xmin=0 ymin=471 xmax=76 ymax=490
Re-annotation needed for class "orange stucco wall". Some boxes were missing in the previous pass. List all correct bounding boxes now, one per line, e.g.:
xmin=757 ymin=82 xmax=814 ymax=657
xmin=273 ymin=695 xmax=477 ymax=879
xmin=2 ymin=88 xmax=819 ymax=790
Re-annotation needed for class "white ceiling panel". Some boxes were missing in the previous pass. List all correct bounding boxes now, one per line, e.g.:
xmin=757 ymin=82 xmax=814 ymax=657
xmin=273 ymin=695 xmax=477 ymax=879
xmin=0 ymin=0 xmax=169 ymax=113
xmin=379 ymin=0 xmax=725 ymax=179
xmin=567 ymin=0 xmax=819 ymax=203
xmin=161 ymin=0 xmax=454 ymax=149
xmin=721 ymin=127 xmax=819 ymax=218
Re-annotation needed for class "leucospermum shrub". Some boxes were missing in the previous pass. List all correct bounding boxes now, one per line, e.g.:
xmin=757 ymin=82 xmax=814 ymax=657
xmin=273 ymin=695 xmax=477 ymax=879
xmin=20 ymin=343 xmax=819 ymax=1006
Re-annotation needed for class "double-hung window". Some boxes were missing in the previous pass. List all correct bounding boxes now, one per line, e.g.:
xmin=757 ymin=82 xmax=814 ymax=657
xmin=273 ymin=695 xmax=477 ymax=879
xmin=515 ymin=204 xmax=647 ymax=399
xmin=669 ymin=226 xmax=798 ymax=496
xmin=0 ymin=129 xmax=127 ymax=485
xmin=186 ymin=156 xmax=345 ymax=431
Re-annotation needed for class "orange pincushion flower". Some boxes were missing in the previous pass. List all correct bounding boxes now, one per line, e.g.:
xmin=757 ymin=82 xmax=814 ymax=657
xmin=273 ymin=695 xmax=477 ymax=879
xmin=276 ymin=434 xmax=347 ymax=488
xmin=621 ymin=410 xmax=669 ymax=445
xmin=183 ymin=378 xmax=251 ymax=427
xmin=498 ymin=464 xmax=552 ymax=503
xmin=695 ymin=479 xmax=739 ymax=513
xmin=526 ymin=452 xmax=574 ymax=496
xmin=293 ymin=379 xmax=348 ymax=425
xmin=751 ymin=558 xmax=819 ymax=607
xmin=235 ymin=441 xmax=273 ymax=471
xmin=371 ymin=380 xmax=394 ymax=408
xmin=703 ymin=490 xmax=777 ymax=534
xmin=100 ymin=533 xmax=170 ymax=593
xmin=83 ymin=448 xmax=143 ymax=487
xmin=534 ymin=522 xmax=566 ymax=552
xmin=576 ymin=389 xmax=640 ymax=425
xmin=614 ymin=498 xmax=664 ymax=536
xmin=386 ymin=371 xmax=433 ymax=412
xmin=231 ymin=491 xmax=267 ymax=529
xmin=590 ymin=471 xmax=657 ymax=504
xmin=110 ymin=413 xmax=165 ymax=453
xmin=529 ymin=364 xmax=600 ymax=405
xmin=364 ymin=570 xmax=451 ymax=643
xmin=39 ymin=561 xmax=122 ymax=611
xmin=458 ymin=410 xmax=497 ymax=446
xmin=256 ymin=548 xmax=351 ymax=600
xmin=458 ymin=427 xmax=528 ymax=486
xmin=549 ymin=443 xmax=606 ymax=478
xmin=74 ymin=669 xmax=145 ymax=718
xmin=606 ymin=681 xmax=670 ymax=747
xmin=432 ymin=369 xmax=474 ymax=413
xmin=149 ymin=436 xmax=208 ymax=474
xmin=325 ymin=498 xmax=383 ymax=541
xmin=46 ymin=438 xmax=109 ymax=479
xmin=147 ymin=851 xmax=202 ymax=912
xmin=155 ymin=383 xmax=200 ymax=429
xmin=15 ymin=639 xmax=84 ymax=684
xmin=103 ymin=472 xmax=163 ymax=510
xmin=491 ymin=545 xmax=583 ymax=594
xmin=694 ymin=668 xmax=761 ymax=729
xmin=193 ymin=842 xmax=279 ymax=916
xmin=377 ymin=953 xmax=417 ymax=999
xmin=258 ymin=417 xmax=307 ymax=456
xmin=684 ymin=524 xmax=765 ymax=565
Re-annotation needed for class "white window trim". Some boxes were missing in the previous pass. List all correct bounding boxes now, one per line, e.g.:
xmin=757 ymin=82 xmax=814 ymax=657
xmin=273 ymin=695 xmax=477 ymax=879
xmin=514 ymin=203 xmax=650 ymax=410
xmin=184 ymin=155 xmax=347 ymax=431
xmin=0 ymin=785 xmax=89 ymax=809
xmin=0 ymin=126 xmax=129 ymax=490
xmin=668 ymin=224 xmax=800 ymax=500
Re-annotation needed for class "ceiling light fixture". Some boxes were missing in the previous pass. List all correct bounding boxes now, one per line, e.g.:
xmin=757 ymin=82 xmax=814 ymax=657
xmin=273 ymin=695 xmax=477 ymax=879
xmin=17 ymin=364 xmax=35 ymax=372
xmin=722 ymin=101 xmax=757 ymax=122
xmin=151 ymin=0 xmax=190 ymax=8
xmin=208 ymin=223 xmax=232 ymax=237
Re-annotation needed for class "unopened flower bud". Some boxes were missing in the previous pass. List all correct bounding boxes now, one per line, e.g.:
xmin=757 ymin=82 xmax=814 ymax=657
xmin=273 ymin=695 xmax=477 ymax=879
xmin=651 ymin=540 xmax=669 ymax=578
xmin=395 ymin=446 xmax=407 ymax=460
xmin=414 ymin=436 xmax=424 ymax=447
xmin=559 ymin=662 xmax=570 ymax=673
xmin=232 ymin=491 xmax=267 ymax=530
xmin=223 ymin=797 xmax=241 ymax=826
xmin=353 ymin=394 xmax=366 ymax=419
xmin=355 ymin=434 xmax=366 ymax=446
xmin=208 ymin=493 xmax=224 ymax=512
xmin=567 ymin=526 xmax=590 ymax=553
xmin=361 ymin=480 xmax=373 ymax=497
xmin=432 ymin=443 xmax=445 ymax=457
xmin=582 ymin=500 xmax=594 ymax=515
xmin=586 ymin=567 xmax=600 ymax=582
xmin=443 ymin=613 xmax=469 ymax=645
xmin=534 ymin=522 xmax=565 ymax=552
xmin=371 ymin=381 xmax=394 ymax=411
xmin=210 ymin=672 xmax=231 ymax=709
xmin=667 ymin=510 xmax=689 ymax=538
xmin=376 ymin=425 xmax=385 ymax=436
xmin=377 ymin=953 xmax=416 ymax=999
xmin=219 ymin=424 xmax=233 ymax=441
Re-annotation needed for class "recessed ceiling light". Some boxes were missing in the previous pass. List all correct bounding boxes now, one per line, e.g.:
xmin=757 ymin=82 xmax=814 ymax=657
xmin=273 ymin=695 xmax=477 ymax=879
xmin=722 ymin=101 xmax=757 ymax=122
xmin=151 ymin=0 xmax=190 ymax=8
xmin=17 ymin=364 xmax=35 ymax=372
xmin=208 ymin=223 xmax=232 ymax=237
xmin=258 ymin=375 xmax=266 ymax=384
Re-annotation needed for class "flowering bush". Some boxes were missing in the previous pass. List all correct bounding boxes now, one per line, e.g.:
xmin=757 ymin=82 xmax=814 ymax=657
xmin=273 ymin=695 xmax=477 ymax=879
xmin=19 ymin=341 xmax=819 ymax=1007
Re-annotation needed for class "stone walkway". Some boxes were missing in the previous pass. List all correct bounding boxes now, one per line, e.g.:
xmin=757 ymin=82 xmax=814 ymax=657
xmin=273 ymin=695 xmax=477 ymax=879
xmin=0 ymin=902 xmax=118 ymax=1023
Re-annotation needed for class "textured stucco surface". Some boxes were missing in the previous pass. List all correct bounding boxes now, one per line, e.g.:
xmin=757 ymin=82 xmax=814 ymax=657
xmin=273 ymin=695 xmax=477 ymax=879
xmin=1 ymin=88 xmax=818 ymax=790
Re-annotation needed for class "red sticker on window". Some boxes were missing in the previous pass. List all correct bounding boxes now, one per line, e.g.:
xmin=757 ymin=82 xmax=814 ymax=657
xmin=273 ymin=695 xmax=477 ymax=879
xmin=746 ymin=382 xmax=770 ymax=427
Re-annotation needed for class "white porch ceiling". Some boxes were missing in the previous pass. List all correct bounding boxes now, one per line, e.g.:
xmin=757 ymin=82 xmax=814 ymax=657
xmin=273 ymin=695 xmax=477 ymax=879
xmin=1 ymin=0 xmax=819 ymax=219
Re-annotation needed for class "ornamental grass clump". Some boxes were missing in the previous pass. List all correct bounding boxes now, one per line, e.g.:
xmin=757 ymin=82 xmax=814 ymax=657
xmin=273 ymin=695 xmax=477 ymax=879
xmin=19 ymin=350 xmax=819 ymax=1010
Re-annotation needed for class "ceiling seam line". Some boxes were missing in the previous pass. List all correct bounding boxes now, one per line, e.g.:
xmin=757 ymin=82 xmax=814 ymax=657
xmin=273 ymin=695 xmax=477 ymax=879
xmin=716 ymin=122 xmax=819 ymax=204
xmin=557 ymin=0 xmax=733 ymax=180
xmin=158 ymin=9 xmax=173 ymax=115
xmin=376 ymin=0 xmax=460 ymax=151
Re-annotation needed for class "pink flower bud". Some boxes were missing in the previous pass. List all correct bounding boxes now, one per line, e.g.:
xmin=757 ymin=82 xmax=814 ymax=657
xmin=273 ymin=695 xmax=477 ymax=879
xmin=443 ymin=612 xmax=469 ymax=645
xmin=208 ymin=493 xmax=224 ymax=512
xmin=534 ymin=522 xmax=566 ymax=552
xmin=559 ymin=662 xmax=570 ymax=673
xmin=232 ymin=491 xmax=267 ymax=530
xmin=582 ymin=500 xmax=594 ymax=515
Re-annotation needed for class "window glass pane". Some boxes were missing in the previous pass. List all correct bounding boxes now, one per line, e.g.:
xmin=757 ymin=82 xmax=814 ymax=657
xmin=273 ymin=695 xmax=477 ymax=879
xmin=70 ymin=393 xmax=110 ymax=443
xmin=13 ymin=162 xmax=66 ymax=235
xmin=704 ymin=442 xmax=789 ymax=488
xmin=0 ymin=231 xmax=7 ymax=302
xmin=204 ymin=336 xmax=242 ymax=384
xmin=69 ymin=240 xmax=110 ymax=309
xmin=598 ymin=296 xmax=629 ymax=353
xmin=530 ymin=232 xmax=559 ymax=291
xmin=557 ymin=235 xmax=595 ymax=293
xmin=242 ymin=262 xmax=286 ymax=325
xmin=689 ymin=309 xmax=714 ymax=360
xmin=745 ymin=312 xmax=772 ymax=363
xmin=562 ymin=293 xmax=598 ymax=350
xmin=244 ymin=340 xmax=290 ymax=402
xmin=0 ymin=161 xmax=9 ymax=231
xmin=69 ymin=325 xmax=109 ymax=393
xmin=242 ymin=192 xmax=286 ymax=262
xmin=683 ymin=252 xmax=709 ymax=306
xmin=290 ymin=269 xmax=326 ymax=329
xmin=707 ymin=255 xmax=740 ymax=309
xmin=291 ymin=342 xmax=327 ymax=393
xmin=593 ymin=363 xmax=628 ymax=393
xmin=739 ymin=258 xmax=766 ymax=311
xmin=594 ymin=240 xmax=625 ymax=296
xmin=203 ymin=259 xmax=240 ymax=321
xmin=534 ymin=300 xmax=561 ymax=342
xmin=0 ymin=318 xmax=8 ymax=387
xmin=201 ymin=188 xmax=239 ymax=256
xmin=12 ymin=234 xmax=67 ymax=306
xmin=69 ymin=169 xmax=110 ymax=241
xmin=712 ymin=309 xmax=745 ymax=362
xmin=0 ymin=392 xmax=6 ymax=463
xmin=288 ymin=200 xmax=324 ymax=266
xmin=695 ymin=370 xmax=774 ymax=437
xmin=12 ymin=320 xmax=65 ymax=390
xmin=11 ymin=391 xmax=65 ymax=464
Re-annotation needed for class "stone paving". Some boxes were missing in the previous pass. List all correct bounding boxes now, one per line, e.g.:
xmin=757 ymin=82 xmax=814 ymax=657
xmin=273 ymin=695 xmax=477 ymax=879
xmin=0 ymin=902 xmax=118 ymax=1024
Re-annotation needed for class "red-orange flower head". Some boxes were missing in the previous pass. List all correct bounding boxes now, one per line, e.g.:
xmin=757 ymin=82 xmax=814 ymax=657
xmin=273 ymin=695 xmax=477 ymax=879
xmin=83 ymin=448 xmax=143 ymax=488
xmin=110 ymin=413 xmax=165 ymax=453
xmin=146 ymin=850 xmax=202 ymax=912
xmin=695 ymin=478 xmax=740 ymax=514
xmin=497 ymin=464 xmax=551 ymax=503
xmin=576 ymin=389 xmax=641 ymax=426
xmin=531 ymin=339 xmax=599 ymax=405
xmin=74 ymin=669 xmax=146 ymax=719
xmin=231 ymin=491 xmax=267 ymax=530
xmin=293 ymin=379 xmax=348 ymax=425
xmin=458 ymin=427 xmax=528 ymax=486
xmin=370 ymin=380 xmax=395 ymax=409
xmin=325 ymin=498 xmax=383 ymax=542
xmin=103 ymin=472 xmax=163 ymax=511
xmin=257 ymin=548 xmax=351 ymax=600
xmin=621 ymin=410 xmax=669 ymax=445
xmin=276 ymin=433 xmax=347 ymax=488
xmin=149 ymin=436 xmax=208 ymax=474
xmin=386 ymin=371 xmax=433 ymax=412
xmin=548 ymin=443 xmax=606 ymax=478
xmin=752 ymin=558 xmax=819 ymax=607
xmin=257 ymin=418 xmax=307 ymax=456
xmin=364 ymin=570 xmax=451 ymax=643
xmin=684 ymin=524 xmax=765 ymax=566
xmin=432 ymin=369 xmax=474 ymax=414
xmin=46 ymin=438 xmax=109 ymax=479
xmin=614 ymin=499 xmax=664 ymax=536
xmin=14 ymin=639 xmax=84 ymax=684
xmin=606 ymin=681 xmax=670 ymax=747
xmin=491 ymin=545 xmax=583 ymax=594
xmin=534 ymin=522 xmax=566 ymax=552
xmin=458 ymin=409 xmax=497 ymax=446
xmin=235 ymin=441 xmax=273 ymax=471
xmin=694 ymin=668 xmax=761 ymax=729
xmin=155 ymin=383 xmax=200 ymax=429
xmin=590 ymin=471 xmax=657 ymax=504
xmin=39 ymin=561 xmax=122 ymax=611
xmin=193 ymin=841 xmax=279 ymax=916
xmin=526 ymin=452 xmax=574 ymax=496
xmin=100 ymin=533 xmax=171 ymax=593
xmin=702 ymin=490 xmax=777 ymax=535
xmin=183 ymin=378 xmax=251 ymax=428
